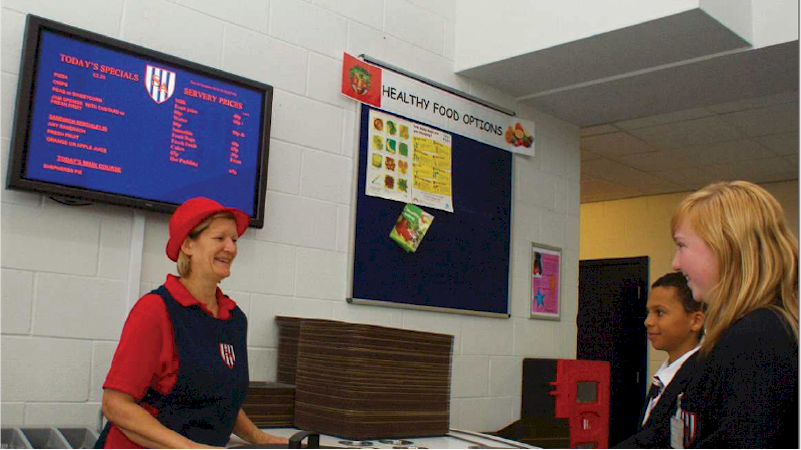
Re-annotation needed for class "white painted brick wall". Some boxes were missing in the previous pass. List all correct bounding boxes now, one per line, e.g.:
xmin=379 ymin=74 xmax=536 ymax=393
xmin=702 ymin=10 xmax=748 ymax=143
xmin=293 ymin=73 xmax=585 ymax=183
xmin=1 ymin=73 xmax=18 ymax=138
xmin=2 ymin=202 xmax=101 ymax=276
xmin=1 ymin=403 xmax=25 ymax=426
xmin=271 ymin=90 xmax=343 ymax=154
xmin=401 ymin=308 xmax=462 ymax=352
xmin=247 ymin=347 xmax=278 ymax=382
xmin=0 ymin=0 xmax=582 ymax=432
xmin=90 ymin=343 xmax=117 ymax=402
xmin=139 ymin=213 xmax=174 ymax=285
xmin=2 ymin=138 xmax=43 ymax=208
xmin=223 ymin=25 xmax=308 ymax=95
xmin=24 ymin=403 xmax=101 ymax=427
xmin=487 ymin=397 xmax=516 ymax=432
xmin=332 ymin=301 xmax=403 ymax=328
xmin=385 ymin=0 xmax=445 ymax=55
xmin=489 ymin=357 xmax=520 ymax=397
xmin=1 ymin=10 xmax=25 ymax=74
xmin=411 ymin=0 xmax=456 ymax=22
xmin=294 ymin=248 xmax=346 ymax=300
xmin=335 ymin=204 xmax=351 ymax=253
xmin=223 ymin=239 xmax=297 ymax=295
xmin=307 ymin=52 xmax=357 ymax=109
xmin=256 ymin=191 xmax=338 ymax=249
xmin=346 ymin=21 xmax=416 ymax=70
xmin=341 ymin=110 xmax=357 ymax=159
xmin=2 ymin=336 xmax=92 ymax=402
xmin=248 ymin=293 xmax=336 ymax=347
xmin=266 ymin=140 xmax=303 ymax=195
xmin=313 ymin=0 xmax=384 ymax=30
xmin=123 ymin=0 xmax=224 ymax=68
xmin=461 ymin=316 xmax=515 ymax=356
xmin=33 ymin=273 xmax=127 ymax=340
xmin=452 ymin=355 xmax=489 ymax=397
xmin=97 ymin=213 xmax=134 ymax=281
xmin=412 ymin=47 xmax=469 ymax=92
xmin=300 ymin=149 xmax=352 ymax=204
xmin=1 ymin=0 xmax=124 ymax=37
xmin=1 ymin=269 xmax=34 ymax=335
xmin=270 ymin=0 xmax=348 ymax=59
xmin=176 ymin=0 xmax=270 ymax=33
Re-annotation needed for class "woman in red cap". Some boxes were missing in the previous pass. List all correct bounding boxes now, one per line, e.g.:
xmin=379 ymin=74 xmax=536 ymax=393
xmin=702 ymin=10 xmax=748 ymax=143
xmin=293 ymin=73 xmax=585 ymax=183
xmin=96 ymin=197 xmax=287 ymax=448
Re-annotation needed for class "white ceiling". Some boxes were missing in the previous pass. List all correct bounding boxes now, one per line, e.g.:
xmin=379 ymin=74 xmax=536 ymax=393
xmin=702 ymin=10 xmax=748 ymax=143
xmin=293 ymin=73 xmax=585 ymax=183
xmin=579 ymin=93 xmax=798 ymax=203
xmin=458 ymin=10 xmax=800 ymax=203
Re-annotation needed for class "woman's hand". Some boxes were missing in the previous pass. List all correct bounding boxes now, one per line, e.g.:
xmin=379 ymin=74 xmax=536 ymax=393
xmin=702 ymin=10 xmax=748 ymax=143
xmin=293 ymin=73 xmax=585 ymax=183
xmin=232 ymin=409 xmax=289 ymax=445
xmin=102 ymin=388 xmax=205 ymax=449
xmin=252 ymin=432 xmax=289 ymax=445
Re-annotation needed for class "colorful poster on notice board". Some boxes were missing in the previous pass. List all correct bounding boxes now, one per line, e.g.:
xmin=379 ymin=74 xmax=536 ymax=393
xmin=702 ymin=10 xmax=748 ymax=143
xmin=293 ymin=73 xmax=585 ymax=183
xmin=531 ymin=243 xmax=561 ymax=320
xmin=365 ymin=109 xmax=453 ymax=212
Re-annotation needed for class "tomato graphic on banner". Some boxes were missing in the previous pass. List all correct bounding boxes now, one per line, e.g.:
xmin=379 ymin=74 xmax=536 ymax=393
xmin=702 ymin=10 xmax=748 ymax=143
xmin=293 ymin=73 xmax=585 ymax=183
xmin=341 ymin=53 xmax=382 ymax=108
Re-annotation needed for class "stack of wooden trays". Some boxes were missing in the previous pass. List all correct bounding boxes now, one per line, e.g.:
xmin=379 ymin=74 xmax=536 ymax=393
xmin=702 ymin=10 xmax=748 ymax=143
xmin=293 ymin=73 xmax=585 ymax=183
xmin=240 ymin=381 xmax=296 ymax=428
xmin=275 ymin=316 xmax=302 ymax=384
xmin=276 ymin=317 xmax=454 ymax=440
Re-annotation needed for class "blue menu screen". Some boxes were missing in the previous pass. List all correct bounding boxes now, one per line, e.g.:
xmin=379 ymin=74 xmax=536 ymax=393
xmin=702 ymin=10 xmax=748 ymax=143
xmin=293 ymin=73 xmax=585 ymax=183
xmin=24 ymin=30 xmax=265 ymax=217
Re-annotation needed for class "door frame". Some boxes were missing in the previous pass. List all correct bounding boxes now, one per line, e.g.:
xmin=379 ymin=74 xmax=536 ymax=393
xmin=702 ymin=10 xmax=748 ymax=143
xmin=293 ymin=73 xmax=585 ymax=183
xmin=577 ymin=256 xmax=649 ymax=446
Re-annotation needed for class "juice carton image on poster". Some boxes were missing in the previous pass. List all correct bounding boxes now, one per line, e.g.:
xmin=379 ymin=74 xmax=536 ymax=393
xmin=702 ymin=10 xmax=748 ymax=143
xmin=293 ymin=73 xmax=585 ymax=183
xmin=390 ymin=203 xmax=434 ymax=252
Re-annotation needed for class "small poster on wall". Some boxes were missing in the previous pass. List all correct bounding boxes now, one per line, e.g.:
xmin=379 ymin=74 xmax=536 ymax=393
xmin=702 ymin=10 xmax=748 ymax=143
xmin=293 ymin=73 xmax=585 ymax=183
xmin=531 ymin=243 xmax=561 ymax=320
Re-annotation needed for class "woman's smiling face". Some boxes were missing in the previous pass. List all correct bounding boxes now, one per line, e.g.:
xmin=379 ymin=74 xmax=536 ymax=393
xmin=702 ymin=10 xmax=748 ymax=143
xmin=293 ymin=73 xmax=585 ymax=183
xmin=671 ymin=219 xmax=719 ymax=302
xmin=185 ymin=217 xmax=238 ymax=282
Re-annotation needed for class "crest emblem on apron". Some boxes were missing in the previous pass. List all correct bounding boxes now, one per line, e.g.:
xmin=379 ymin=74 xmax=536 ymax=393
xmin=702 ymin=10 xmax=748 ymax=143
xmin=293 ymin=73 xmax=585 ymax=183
xmin=144 ymin=65 xmax=176 ymax=104
xmin=219 ymin=343 xmax=236 ymax=369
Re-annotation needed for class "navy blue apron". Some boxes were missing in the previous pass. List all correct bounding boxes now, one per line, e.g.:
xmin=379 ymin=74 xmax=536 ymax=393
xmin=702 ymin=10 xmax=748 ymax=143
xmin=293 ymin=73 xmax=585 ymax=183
xmin=96 ymin=285 xmax=249 ymax=447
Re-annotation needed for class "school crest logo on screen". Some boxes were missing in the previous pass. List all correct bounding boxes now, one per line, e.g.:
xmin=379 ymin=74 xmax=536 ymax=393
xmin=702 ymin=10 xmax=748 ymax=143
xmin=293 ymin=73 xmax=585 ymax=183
xmin=219 ymin=343 xmax=236 ymax=369
xmin=144 ymin=65 xmax=176 ymax=104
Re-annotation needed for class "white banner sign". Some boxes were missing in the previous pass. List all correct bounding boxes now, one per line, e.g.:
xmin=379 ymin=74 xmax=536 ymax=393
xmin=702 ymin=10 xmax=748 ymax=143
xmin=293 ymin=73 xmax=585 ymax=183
xmin=342 ymin=53 xmax=534 ymax=156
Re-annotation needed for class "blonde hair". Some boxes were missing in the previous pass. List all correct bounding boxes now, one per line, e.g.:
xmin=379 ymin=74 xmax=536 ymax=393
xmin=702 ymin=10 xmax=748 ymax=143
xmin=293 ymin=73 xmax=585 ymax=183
xmin=176 ymin=212 xmax=236 ymax=277
xmin=671 ymin=181 xmax=798 ymax=355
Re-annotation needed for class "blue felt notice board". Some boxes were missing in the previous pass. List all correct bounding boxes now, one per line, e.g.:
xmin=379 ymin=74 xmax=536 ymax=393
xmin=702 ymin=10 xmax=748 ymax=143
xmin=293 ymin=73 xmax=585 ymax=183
xmin=349 ymin=105 xmax=512 ymax=316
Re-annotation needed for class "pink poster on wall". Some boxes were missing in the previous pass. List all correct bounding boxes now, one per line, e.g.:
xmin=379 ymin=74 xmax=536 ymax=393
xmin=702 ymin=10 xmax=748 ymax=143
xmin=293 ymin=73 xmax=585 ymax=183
xmin=531 ymin=243 xmax=561 ymax=320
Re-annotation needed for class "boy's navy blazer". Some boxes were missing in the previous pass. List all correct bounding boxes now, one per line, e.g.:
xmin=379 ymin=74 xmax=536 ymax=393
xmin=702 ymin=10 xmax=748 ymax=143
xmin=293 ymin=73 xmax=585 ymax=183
xmin=613 ymin=352 xmax=699 ymax=449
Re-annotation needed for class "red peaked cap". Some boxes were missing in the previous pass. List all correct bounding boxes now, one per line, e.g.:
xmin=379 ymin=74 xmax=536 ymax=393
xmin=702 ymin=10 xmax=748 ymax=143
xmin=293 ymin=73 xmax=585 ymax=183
xmin=166 ymin=197 xmax=250 ymax=262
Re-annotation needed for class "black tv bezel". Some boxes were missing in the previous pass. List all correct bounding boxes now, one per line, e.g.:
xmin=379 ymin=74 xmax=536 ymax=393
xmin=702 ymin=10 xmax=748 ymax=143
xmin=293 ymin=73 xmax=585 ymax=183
xmin=7 ymin=15 xmax=273 ymax=228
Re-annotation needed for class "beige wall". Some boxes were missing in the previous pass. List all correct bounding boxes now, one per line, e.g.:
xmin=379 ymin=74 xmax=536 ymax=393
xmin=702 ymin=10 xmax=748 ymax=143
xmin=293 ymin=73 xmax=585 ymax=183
xmin=579 ymin=180 xmax=799 ymax=380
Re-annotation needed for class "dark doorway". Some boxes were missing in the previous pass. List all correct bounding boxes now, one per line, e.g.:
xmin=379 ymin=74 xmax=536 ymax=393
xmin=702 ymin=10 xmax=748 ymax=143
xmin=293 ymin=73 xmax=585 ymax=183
xmin=578 ymin=257 xmax=649 ymax=447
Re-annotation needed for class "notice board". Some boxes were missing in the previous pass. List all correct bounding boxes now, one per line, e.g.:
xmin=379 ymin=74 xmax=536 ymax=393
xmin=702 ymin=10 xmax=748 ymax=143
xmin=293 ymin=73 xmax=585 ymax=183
xmin=349 ymin=104 xmax=512 ymax=316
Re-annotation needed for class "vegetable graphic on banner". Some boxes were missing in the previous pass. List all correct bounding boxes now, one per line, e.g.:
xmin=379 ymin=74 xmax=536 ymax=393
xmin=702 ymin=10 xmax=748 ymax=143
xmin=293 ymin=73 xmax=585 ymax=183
xmin=341 ymin=53 xmax=382 ymax=108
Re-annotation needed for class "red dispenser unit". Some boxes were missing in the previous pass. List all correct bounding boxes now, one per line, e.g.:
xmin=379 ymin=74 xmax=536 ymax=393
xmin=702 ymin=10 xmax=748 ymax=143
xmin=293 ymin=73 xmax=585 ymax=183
xmin=549 ymin=359 xmax=610 ymax=449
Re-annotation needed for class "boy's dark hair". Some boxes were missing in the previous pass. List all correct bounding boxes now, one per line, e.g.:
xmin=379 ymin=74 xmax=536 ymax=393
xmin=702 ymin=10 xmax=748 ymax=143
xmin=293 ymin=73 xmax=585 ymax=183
xmin=652 ymin=272 xmax=706 ymax=339
xmin=652 ymin=272 xmax=704 ymax=313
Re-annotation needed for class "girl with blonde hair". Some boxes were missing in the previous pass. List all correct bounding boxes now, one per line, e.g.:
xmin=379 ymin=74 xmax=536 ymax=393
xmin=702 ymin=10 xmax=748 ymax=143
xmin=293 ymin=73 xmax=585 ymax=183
xmin=670 ymin=180 xmax=798 ymax=448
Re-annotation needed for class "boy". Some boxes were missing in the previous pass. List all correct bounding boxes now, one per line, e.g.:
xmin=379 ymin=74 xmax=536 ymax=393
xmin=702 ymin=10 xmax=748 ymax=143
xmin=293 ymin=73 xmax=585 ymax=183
xmin=614 ymin=272 xmax=705 ymax=448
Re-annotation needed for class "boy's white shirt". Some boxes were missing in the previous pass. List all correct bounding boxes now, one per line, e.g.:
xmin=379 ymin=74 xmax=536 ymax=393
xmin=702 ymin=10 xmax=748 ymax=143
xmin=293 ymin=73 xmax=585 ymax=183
xmin=642 ymin=345 xmax=701 ymax=425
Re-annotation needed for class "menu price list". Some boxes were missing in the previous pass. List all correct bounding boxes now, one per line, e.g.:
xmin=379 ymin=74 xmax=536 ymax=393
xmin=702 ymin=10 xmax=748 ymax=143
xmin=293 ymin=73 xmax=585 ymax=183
xmin=42 ymin=70 xmax=125 ymax=176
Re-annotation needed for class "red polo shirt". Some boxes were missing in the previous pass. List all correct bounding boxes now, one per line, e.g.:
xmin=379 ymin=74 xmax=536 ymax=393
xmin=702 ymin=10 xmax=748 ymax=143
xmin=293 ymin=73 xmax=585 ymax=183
xmin=102 ymin=274 xmax=238 ymax=448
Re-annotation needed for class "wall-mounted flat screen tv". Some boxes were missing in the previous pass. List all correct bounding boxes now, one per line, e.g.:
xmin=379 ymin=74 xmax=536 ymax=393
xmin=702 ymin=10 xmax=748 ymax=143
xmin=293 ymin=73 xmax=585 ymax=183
xmin=7 ymin=15 xmax=273 ymax=227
